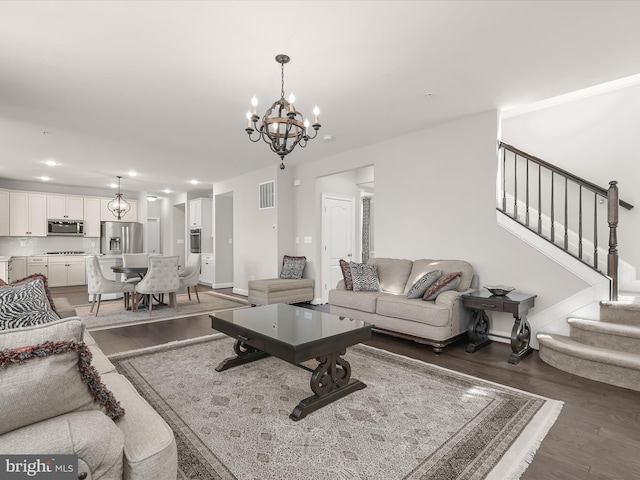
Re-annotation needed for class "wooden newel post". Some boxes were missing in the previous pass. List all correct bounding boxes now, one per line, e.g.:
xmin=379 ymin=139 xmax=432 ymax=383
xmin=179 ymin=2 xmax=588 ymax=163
xmin=607 ymin=181 xmax=619 ymax=301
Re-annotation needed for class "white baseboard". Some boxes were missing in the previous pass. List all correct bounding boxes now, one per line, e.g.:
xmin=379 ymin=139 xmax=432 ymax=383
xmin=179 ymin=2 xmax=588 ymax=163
xmin=212 ymin=282 xmax=234 ymax=289
xmin=233 ymin=287 xmax=248 ymax=296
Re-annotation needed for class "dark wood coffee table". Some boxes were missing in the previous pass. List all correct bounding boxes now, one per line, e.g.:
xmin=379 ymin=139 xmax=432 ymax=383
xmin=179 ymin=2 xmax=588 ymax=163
xmin=210 ymin=304 xmax=372 ymax=421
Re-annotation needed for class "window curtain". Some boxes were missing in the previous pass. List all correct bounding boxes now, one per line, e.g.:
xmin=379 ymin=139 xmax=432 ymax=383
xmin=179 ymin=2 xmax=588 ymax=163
xmin=362 ymin=196 xmax=371 ymax=263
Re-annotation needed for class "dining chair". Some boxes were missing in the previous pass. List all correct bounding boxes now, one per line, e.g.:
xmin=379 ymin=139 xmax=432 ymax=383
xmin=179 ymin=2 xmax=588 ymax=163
xmin=122 ymin=253 xmax=149 ymax=308
xmin=86 ymin=255 xmax=135 ymax=316
xmin=133 ymin=255 xmax=180 ymax=316
xmin=121 ymin=253 xmax=149 ymax=284
xmin=179 ymin=253 xmax=201 ymax=303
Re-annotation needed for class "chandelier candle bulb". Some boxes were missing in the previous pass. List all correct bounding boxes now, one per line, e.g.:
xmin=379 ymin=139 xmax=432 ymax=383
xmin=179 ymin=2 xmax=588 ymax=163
xmin=314 ymin=105 xmax=319 ymax=124
xmin=251 ymin=96 xmax=258 ymax=114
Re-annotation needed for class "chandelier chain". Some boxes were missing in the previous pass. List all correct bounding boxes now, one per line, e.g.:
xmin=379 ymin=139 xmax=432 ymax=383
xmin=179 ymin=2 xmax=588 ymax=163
xmin=280 ymin=62 xmax=285 ymax=100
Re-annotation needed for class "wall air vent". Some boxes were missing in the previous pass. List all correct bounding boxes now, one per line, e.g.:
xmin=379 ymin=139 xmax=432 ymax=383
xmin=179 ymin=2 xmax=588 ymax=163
xmin=259 ymin=180 xmax=276 ymax=209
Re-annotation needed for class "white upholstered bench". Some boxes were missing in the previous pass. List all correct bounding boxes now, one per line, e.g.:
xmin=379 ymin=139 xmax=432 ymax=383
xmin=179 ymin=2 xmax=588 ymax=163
xmin=248 ymin=278 xmax=314 ymax=306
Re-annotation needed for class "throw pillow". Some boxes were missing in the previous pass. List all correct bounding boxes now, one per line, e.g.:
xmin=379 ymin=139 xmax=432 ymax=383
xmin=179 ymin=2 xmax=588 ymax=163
xmin=422 ymin=271 xmax=462 ymax=301
xmin=350 ymin=262 xmax=380 ymax=292
xmin=406 ymin=270 xmax=442 ymax=299
xmin=8 ymin=273 xmax=59 ymax=315
xmin=339 ymin=259 xmax=353 ymax=290
xmin=0 ymin=339 xmax=125 ymax=435
xmin=280 ymin=255 xmax=307 ymax=279
xmin=0 ymin=278 xmax=60 ymax=330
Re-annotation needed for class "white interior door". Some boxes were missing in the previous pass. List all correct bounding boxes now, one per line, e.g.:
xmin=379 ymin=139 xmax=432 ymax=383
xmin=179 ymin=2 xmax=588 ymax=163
xmin=321 ymin=194 xmax=355 ymax=303
xmin=146 ymin=217 xmax=160 ymax=254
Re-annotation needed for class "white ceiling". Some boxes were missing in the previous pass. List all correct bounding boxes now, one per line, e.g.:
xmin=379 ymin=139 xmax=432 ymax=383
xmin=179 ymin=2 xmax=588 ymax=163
xmin=2 ymin=1 xmax=640 ymax=196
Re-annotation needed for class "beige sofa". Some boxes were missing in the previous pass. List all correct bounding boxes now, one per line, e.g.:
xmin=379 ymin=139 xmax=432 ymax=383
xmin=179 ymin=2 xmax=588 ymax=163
xmin=0 ymin=316 xmax=177 ymax=480
xmin=329 ymin=258 xmax=474 ymax=353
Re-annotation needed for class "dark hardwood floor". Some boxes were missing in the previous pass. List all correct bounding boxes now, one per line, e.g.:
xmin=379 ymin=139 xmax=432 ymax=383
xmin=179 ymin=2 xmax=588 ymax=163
xmin=52 ymin=286 xmax=640 ymax=480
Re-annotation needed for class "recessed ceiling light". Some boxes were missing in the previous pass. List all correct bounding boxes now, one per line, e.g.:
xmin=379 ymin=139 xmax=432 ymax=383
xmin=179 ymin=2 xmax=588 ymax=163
xmin=109 ymin=183 xmax=118 ymax=188
xmin=128 ymin=171 xmax=137 ymax=177
xmin=43 ymin=159 xmax=58 ymax=166
xmin=147 ymin=195 xmax=158 ymax=202
xmin=189 ymin=180 xmax=198 ymax=185
xmin=323 ymin=135 xmax=334 ymax=141
xmin=39 ymin=176 xmax=50 ymax=181
xmin=424 ymin=92 xmax=434 ymax=97
xmin=163 ymin=189 xmax=172 ymax=194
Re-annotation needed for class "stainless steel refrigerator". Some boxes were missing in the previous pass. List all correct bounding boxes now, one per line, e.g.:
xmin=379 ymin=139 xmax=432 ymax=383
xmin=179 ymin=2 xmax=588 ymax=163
xmin=100 ymin=221 xmax=143 ymax=255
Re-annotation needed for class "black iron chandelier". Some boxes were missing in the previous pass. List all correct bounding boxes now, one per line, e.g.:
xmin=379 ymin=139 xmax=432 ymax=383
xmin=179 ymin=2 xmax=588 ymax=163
xmin=107 ymin=175 xmax=130 ymax=220
xmin=245 ymin=54 xmax=321 ymax=170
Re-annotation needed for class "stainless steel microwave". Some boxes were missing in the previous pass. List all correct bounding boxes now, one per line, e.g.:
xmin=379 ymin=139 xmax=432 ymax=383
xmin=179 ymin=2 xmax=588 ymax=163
xmin=47 ymin=220 xmax=84 ymax=236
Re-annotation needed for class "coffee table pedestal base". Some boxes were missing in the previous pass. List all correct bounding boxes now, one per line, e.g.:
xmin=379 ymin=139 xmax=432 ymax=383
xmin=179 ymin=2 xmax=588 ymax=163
xmin=215 ymin=341 xmax=367 ymax=420
xmin=215 ymin=341 xmax=269 ymax=372
xmin=290 ymin=379 xmax=366 ymax=421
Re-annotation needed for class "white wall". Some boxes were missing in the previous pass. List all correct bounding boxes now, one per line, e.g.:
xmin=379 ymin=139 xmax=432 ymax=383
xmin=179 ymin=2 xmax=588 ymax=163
xmin=213 ymin=165 xmax=279 ymax=295
xmin=502 ymin=82 xmax=640 ymax=272
xmin=215 ymin=110 xmax=589 ymax=335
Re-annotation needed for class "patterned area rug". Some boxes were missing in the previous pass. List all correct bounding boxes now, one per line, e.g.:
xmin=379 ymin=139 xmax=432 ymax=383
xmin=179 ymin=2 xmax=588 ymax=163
xmin=110 ymin=336 xmax=562 ymax=480
xmin=77 ymin=291 xmax=248 ymax=330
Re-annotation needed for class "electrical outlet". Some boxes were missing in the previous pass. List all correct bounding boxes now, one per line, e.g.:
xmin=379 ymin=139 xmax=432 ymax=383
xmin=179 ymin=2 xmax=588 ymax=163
xmin=304 ymin=236 xmax=312 ymax=244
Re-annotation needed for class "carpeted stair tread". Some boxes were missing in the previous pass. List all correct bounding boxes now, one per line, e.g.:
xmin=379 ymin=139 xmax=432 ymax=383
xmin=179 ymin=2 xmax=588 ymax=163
xmin=567 ymin=318 xmax=640 ymax=355
xmin=537 ymin=332 xmax=640 ymax=391
xmin=568 ymin=317 xmax=640 ymax=337
xmin=599 ymin=300 xmax=640 ymax=326
xmin=537 ymin=333 xmax=640 ymax=370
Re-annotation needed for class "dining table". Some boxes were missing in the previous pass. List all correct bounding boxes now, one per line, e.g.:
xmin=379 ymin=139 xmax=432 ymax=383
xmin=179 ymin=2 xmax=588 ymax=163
xmin=110 ymin=265 xmax=162 ymax=310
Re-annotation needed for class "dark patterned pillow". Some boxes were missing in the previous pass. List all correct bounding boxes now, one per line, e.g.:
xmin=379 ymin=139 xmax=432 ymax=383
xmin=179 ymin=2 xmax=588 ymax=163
xmin=8 ymin=274 xmax=58 ymax=315
xmin=422 ymin=272 xmax=462 ymax=301
xmin=280 ymin=255 xmax=306 ymax=279
xmin=350 ymin=262 xmax=380 ymax=292
xmin=406 ymin=270 xmax=442 ymax=299
xmin=0 ymin=278 xmax=60 ymax=330
xmin=339 ymin=259 xmax=353 ymax=290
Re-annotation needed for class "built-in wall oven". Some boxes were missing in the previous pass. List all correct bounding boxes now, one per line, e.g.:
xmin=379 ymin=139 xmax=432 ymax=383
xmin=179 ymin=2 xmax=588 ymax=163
xmin=190 ymin=228 xmax=201 ymax=253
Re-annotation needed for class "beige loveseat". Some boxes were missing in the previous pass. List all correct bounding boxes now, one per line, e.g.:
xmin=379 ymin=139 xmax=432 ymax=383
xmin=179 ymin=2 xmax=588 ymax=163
xmin=329 ymin=258 xmax=474 ymax=353
xmin=0 ymin=315 xmax=177 ymax=480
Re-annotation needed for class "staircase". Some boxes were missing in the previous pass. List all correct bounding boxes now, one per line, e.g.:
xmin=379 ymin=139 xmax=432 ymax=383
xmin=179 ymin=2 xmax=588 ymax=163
xmin=498 ymin=142 xmax=639 ymax=391
xmin=537 ymin=293 xmax=640 ymax=392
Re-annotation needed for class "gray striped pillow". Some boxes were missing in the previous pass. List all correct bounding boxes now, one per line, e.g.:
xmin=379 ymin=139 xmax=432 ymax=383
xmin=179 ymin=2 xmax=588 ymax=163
xmin=406 ymin=270 xmax=442 ymax=299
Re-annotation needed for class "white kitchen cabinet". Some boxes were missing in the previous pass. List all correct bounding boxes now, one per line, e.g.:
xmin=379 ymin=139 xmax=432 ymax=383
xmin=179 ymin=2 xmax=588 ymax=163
xmin=0 ymin=259 xmax=8 ymax=282
xmin=200 ymin=254 xmax=214 ymax=285
xmin=48 ymin=256 xmax=86 ymax=287
xmin=100 ymin=198 xmax=138 ymax=222
xmin=10 ymin=192 xmax=47 ymax=236
xmin=47 ymin=195 xmax=84 ymax=220
xmin=0 ymin=189 xmax=9 ymax=236
xmin=189 ymin=198 xmax=212 ymax=228
xmin=84 ymin=197 xmax=102 ymax=237
xmin=8 ymin=256 xmax=27 ymax=283
xmin=27 ymin=256 xmax=48 ymax=277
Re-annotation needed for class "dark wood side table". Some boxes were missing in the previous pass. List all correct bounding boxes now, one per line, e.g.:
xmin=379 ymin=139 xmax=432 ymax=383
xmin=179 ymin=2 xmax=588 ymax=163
xmin=461 ymin=289 xmax=537 ymax=364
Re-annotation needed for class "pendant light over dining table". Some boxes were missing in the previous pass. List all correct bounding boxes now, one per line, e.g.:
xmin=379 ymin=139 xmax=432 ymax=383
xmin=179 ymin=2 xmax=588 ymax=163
xmin=245 ymin=54 xmax=321 ymax=170
xmin=107 ymin=175 xmax=131 ymax=220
